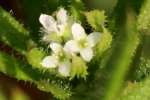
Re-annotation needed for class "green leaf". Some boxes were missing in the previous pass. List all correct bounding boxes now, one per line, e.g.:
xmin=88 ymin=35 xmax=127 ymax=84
xmin=103 ymin=7 xmax=140 ymax=100
xmin=70 ymin=0 xmax=85 ymax=21
xmin=26 ymin=48 xmax=46 ymax=69
xmin=0 ymin=51 xmax=72 ymax=99
xmin=85 ymin=10 xmax=106 ymax=31
xmin=37 ymin=80 xmax=72 ymax=100
xmin=138 ymin=0 xmax=150 ymax=35
xmin=133 ymin=36 xmax=150 ymax=80
xmin=134 ymin=58 xmax=150 ymax=81
xmin=70 ymin=55 xmax=88 ymax=79
xmin=0 ymin=51 xmax=35 ymax=81
xmin=89 ymin=28 xmax=112 ymax=75
xmin=0 ymin=7 xmax=29 ymax=54
xmin=96 ymin=28 xmax=112 ymax=58
xmin=118 ymin=78 xmax=150 ymax=100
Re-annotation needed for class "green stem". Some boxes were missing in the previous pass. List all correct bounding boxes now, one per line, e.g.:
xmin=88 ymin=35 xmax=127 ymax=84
xmin=103 ymin=4 xmax=140 ymax=100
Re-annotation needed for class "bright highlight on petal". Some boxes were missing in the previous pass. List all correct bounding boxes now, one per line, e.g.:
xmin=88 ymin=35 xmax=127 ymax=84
xmin=87 ymin=32 xmax=101 ymax=47
xmin=39 ymin=8 xmax=70 ymax=41
xmin=41 ymin=56 xmax=58 ymax=68
xmin=64 ymin=40 xmax=79 ymax=54
xmin=80 ymin=47 xmax=93 ymax=62
xmin=50 ymin=42 xmax=62 ymax=54
xmin=70 ymin=23 xmax=101 ymax=62
xmin=39 ymin=14 xmax=57 ymax=32
xmin=58 ymin=61 xmax=71 ymax=77
xmin=71 ymin=23 xmax=87 ymax=40
xmin=57 ymin=8 xmax=68 ymax=24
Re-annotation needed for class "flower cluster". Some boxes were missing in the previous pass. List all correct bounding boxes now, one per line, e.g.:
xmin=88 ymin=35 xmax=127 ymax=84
xmin=39 ymin=8 xmax=101 ymax=78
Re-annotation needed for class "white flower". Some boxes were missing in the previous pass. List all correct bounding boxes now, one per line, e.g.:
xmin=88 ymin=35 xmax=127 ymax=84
xmin=41 ymin=42 xmax=71 ymax=77
xmin=41 ymin=55 xmax=58 ymax=68
xmin=64 ymin=23 xmax=101 ymax=62
xmin=39 ymin=8 xmax=68 ymax=38
xmin=58 ymin=60 xmax=71 ymax=77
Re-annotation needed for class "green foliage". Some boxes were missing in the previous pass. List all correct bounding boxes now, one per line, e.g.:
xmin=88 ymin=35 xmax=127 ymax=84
xmin=134 ymin=58 xmax=150 ymax=81
xmin=118 ymin=78 xmax=150 ymax=100
xmin=0 ymin=51 xmax=71 ymax=99
xmin=36 ymin=80 xmax=71 ymax=100
xmin=95 ymin=28 xmax=112 ymax=58
xmin=0 ymin=51 xmax=35 ymax=81
xmin=70 ymin=0 xmax=85 ymax=21
xmin=132 ymin=36 xmax=150 ymax=81
xmin=85 ymin=10 xmax=106 ymax=31
xmin=26 ymin=48 xmax=46 ymax=69
xmin=70 ymin=55 xmax=88 ymax=79
xmin=138 ymin=0 xmax=150 ymax=34
xmin=0 ymin=7 xmax=29 ymax=54
xmin=37 ymin=80 xmax=71 ymax=100
xmin=102 ymin=6 xmax=140 ymax=100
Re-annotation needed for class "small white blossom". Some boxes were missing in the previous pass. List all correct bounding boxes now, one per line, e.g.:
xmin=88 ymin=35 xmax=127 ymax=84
xmin=58 ymin=60 xmax=71 ymax=77
xmin=40 ymin=9 xmax=101 ymax=78
xmin=41 ymin=55 xmax=58 ymax=68
xmin=64 ymin=23 xmax=101 ymax=62
xmin=41 ymin=42 xmax=71 ymax=77
xmin=39 ymin=8 xmax=68 ymax=41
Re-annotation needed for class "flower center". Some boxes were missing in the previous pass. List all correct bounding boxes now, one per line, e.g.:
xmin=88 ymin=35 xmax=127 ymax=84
xmin=78 ymin=39 xmax=88 ymax=49
xmin=58 ymin=52 xmax=66 ymax=61
xmin=57 ymin=24 xmax=66 ymax=36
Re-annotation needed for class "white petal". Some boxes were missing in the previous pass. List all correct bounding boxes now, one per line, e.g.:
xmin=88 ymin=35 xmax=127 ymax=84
xmin=87 ymin=32 xmax=101 ymax=47
xmin=64 ymin=40 xmax=80 ymax=54
xmin=57 ymin=8 xmax=68 ymax=24
xmin=39 ymin=14 xmax=57 ymax=32
xmin=71 ymin=23 xmax=87 ymax=40
xmin=50 ymin=42 xmax=62 ymax=54
xmin=41 ymin=56 xmax=58 ymax=68
xmin=80 ymin=47 xmax=93 ymax=62
xmin=58 ymin=61 xmax=71 ymax=77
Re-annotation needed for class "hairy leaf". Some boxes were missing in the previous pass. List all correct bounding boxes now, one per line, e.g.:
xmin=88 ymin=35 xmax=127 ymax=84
xmin=0 ymin=51 xmax=71 ymax=99
xmin=85 ymin=10 xmax=106 ymax=31
xmin=0 ymin=7 xmax=29 ymax=54
xmin=138 ymin=0 xmax=150 ymax=35
xmin=118 ymin=78 xmax=150 ymax=100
